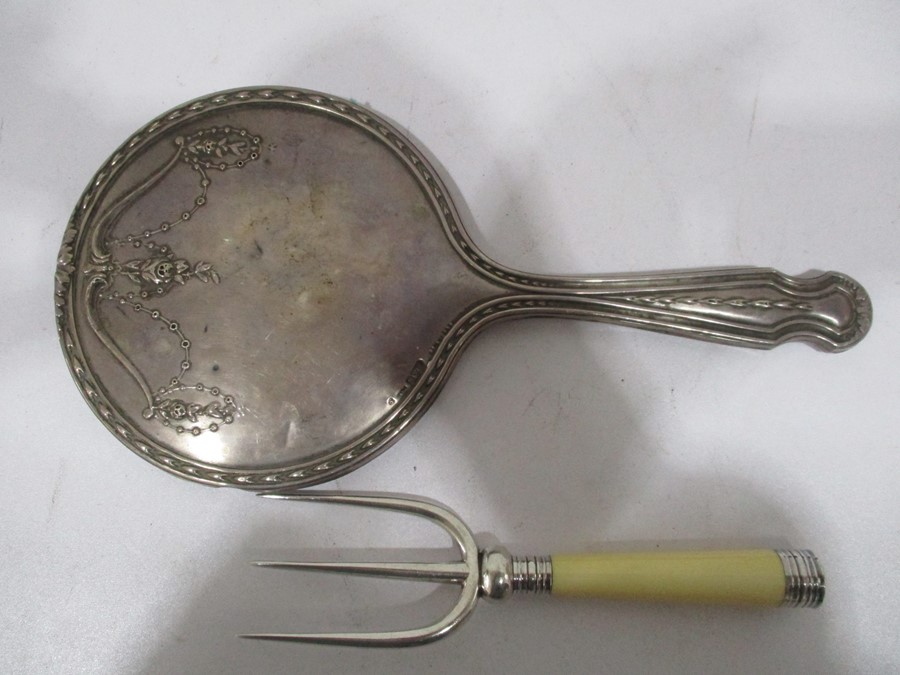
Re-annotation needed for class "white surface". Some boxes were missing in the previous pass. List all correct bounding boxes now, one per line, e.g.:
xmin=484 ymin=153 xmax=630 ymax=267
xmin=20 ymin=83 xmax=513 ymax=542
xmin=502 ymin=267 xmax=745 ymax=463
xmin=2 ymin=1 xmax=898 ymax=673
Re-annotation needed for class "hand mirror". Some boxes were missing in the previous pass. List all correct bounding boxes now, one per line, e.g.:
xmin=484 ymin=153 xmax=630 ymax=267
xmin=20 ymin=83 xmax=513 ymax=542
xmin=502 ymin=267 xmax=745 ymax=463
xmin=55 ymin=87 xmax=871 ymax=489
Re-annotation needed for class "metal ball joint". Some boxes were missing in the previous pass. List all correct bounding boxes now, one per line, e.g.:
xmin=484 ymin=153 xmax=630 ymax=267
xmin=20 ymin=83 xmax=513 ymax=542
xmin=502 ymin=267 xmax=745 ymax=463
xmin=480 ymin=546 xmax=553 ymax=600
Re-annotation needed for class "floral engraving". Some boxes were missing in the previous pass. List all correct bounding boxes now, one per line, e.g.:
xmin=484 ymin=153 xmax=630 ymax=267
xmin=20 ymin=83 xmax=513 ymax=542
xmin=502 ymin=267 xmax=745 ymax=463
xmin=84 ymin=126 xmax=262 ymax=435
xmin=145 ymin=385 xmax=237 ymax=436
xmin=116 ymin=249 xmax=220 ymax=298
xmin=184 ymin=127 xmax=260 ymax=168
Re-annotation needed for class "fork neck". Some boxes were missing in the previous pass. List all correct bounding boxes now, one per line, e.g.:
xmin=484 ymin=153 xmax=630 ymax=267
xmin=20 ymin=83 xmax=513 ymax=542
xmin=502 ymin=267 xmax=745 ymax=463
xmin=480 ymin=546 xmax=553 ymax=600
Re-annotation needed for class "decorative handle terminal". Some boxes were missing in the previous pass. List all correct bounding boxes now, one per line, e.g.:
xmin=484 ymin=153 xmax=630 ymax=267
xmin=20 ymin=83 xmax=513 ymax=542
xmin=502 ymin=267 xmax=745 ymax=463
xmin=498 ymin=268 xmax=870 ymax=352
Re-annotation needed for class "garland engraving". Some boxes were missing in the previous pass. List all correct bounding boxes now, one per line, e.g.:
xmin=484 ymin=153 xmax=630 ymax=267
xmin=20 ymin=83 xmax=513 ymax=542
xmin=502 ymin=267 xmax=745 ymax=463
xmin=81 ymin=126 xmax=260 ymax=435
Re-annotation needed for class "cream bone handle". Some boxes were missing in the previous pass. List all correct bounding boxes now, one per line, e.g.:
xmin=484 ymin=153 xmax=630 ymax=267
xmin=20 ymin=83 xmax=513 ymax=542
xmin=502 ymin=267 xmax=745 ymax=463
xmin=484 ymin=549 xmax=824 ymax=607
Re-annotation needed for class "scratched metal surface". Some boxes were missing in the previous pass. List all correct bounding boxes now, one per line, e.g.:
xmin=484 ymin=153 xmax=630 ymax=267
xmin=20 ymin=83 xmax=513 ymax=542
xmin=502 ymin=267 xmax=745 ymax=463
xmin=2 ymin=1 xmax=899 ymax=673
xmin=67 ymin=102 xmax=498 ymax=473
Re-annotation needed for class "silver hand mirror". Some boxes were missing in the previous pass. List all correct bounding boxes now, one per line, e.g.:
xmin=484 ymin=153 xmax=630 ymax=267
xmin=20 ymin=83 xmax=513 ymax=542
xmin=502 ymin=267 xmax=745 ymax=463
xmin=55 ymin=87 xmax=871 ymax=489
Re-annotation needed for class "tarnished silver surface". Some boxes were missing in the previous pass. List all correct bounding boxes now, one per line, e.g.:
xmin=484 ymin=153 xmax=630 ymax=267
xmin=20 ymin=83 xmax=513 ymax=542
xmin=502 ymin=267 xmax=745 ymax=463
xmin=56 ymin=87 xmax=873 ymax=488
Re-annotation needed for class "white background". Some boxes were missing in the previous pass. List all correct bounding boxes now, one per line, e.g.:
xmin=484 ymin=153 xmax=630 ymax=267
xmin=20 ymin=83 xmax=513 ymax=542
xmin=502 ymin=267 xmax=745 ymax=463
xmin=2 ymin=1 xmax=898 ymax=673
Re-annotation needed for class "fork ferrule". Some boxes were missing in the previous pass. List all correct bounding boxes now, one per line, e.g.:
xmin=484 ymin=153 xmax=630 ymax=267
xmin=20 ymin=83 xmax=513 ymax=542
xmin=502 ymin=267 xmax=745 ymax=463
xmin=511 ymin=555 xmax=553 ymax=594
xmin=480 ymin=547 xmax=553 ymax=599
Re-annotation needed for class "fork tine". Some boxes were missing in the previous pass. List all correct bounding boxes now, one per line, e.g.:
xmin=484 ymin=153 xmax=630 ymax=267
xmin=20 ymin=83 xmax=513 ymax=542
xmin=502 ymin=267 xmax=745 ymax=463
xmin=259 ymin=491 xmax=480 ymax=561
xmin=259 ymin=491 xmax=457 ymax=521
xmin=240 ymin=622 xmax=457 ymax=648
xmin=240 ymin=632 xmax=392 ymax=646
xmin=252 ymin=560 xmax=470 ymax=583
xmin=249 ymin=491 xmax=482 ymax=646
xmin=241 ymin=589 xmax=477 ymax=648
